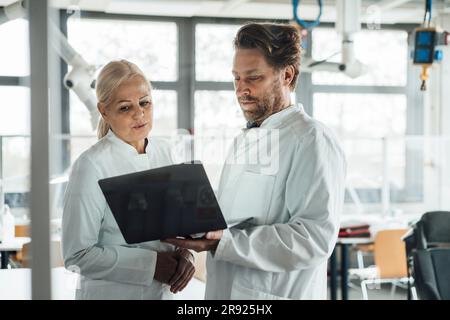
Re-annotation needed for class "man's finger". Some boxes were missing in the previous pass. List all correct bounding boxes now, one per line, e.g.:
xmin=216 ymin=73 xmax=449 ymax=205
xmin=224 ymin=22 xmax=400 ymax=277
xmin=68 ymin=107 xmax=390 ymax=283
xmin=206 ymin=230 xmax=223 ymax=240
xmin=163 ymin=238 xmax=199 ymax=249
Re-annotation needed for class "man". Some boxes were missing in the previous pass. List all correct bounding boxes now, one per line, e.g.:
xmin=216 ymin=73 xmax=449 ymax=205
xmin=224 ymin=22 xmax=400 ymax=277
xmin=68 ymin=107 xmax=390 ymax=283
xmin=166 ymin=23 xmax=346 ymax=299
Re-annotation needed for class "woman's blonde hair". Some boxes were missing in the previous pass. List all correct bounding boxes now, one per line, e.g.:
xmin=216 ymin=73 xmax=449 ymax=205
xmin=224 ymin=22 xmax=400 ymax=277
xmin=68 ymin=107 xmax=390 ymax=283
xmin=96 ymin=59 xmax=151 ymax=139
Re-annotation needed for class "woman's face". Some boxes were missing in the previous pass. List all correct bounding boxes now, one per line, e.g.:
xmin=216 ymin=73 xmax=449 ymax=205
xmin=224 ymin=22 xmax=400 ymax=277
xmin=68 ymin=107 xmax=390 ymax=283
xmin=99 ymin=76 xmax=153 ymax=152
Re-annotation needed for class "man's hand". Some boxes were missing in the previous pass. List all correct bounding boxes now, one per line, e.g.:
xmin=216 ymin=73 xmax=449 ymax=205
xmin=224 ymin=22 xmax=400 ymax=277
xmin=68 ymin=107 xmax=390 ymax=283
xmin=163 ymin=230 xmax=224 ymax=253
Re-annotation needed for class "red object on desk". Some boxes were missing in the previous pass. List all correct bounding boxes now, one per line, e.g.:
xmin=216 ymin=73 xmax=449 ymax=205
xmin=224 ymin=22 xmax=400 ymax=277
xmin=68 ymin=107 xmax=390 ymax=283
xmin=338 ymin=224 xmax=371 ymax=238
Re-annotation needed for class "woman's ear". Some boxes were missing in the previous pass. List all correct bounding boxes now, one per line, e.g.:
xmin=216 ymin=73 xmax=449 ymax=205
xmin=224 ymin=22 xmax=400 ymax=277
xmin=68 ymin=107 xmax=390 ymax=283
xmin=97 ymin=102 xmax=108 ymax=120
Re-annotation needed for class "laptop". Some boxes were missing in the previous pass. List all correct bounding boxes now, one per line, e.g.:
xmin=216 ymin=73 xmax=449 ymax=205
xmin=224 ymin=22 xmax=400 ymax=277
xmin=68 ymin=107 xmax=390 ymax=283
xmin=98 ymin=162 xmax=227 ymax=244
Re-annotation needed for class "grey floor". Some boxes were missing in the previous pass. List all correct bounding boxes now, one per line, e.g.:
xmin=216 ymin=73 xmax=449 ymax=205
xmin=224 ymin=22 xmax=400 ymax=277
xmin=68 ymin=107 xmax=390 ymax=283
xmin=328 ymin=249 xmax=412 ymax=300
xmin=328 ymin=280 xmax=410 ymax=300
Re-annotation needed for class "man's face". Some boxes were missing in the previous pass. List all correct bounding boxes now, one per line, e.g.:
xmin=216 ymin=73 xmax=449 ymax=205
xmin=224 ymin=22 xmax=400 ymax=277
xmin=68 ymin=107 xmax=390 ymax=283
xmin=232 ymin=48 xmax=286 ymax=124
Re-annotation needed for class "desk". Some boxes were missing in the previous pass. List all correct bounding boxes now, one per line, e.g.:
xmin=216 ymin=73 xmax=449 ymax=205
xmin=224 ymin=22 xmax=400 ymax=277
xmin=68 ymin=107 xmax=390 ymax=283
xmin=0 ymin=237 xmax=31 ymax=269
xmin=329 ymin=237 xmax=373 ymax=300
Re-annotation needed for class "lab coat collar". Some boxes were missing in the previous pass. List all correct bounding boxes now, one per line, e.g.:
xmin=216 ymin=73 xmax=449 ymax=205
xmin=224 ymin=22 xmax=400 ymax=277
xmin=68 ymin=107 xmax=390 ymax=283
xmin=258 ymin=103 xmax=305 ymax=129
xmin=105 ymin=130 xmax=149 ymax=156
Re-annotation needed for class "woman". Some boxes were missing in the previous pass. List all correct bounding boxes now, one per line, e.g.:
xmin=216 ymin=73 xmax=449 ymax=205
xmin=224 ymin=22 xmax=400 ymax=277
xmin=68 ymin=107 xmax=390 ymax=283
xmin=62 ymin=60 xmax=194 ymax=300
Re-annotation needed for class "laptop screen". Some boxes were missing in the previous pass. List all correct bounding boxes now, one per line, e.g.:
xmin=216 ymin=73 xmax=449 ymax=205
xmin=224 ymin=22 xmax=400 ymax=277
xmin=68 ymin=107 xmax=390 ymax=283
xmin=98 ymin=162 xmax=227 ymax=244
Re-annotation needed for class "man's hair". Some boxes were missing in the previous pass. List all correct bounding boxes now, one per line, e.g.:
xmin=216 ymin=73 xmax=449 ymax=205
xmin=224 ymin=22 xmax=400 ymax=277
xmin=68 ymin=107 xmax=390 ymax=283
xmin=233 ymin=23 xmax=301 ymax=91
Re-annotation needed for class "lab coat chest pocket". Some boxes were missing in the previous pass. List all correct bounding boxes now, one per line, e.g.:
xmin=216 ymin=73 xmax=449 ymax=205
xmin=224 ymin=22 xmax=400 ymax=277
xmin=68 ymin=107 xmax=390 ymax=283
xmin=229 ymin=171 xmax=275 ymax=224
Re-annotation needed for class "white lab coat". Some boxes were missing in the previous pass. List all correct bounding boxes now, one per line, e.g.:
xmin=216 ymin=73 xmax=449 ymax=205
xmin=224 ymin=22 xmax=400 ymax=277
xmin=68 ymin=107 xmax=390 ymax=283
xmin=62 ymin=130 xmax=175 ymax=300
xmin=205 ymin=104 xmax=346 ymax=300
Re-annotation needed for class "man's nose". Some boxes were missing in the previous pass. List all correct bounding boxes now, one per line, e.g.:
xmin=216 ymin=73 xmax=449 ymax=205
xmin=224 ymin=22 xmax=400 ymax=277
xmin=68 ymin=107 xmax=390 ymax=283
xmin=235 ymin=81 xmax=250 ymax=97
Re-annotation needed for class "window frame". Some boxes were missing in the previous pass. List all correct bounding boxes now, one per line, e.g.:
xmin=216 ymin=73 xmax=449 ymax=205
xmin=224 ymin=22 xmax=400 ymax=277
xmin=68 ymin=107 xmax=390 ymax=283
xmin=301 ymin=22 xmax=424 ymax=203
xmin=60 ymin=12 xmax=423 ymax=204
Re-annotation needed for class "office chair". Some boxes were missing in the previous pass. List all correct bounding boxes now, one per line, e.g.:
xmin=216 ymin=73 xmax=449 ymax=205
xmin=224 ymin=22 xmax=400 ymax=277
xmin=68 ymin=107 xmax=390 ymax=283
xmin=349 ymin=229 xmax=412 ymax=300
xmin=354 ymin=243 xmax=374 ymax=269
xmin=414 ymin=211 xmax=450 ymax=248
xmin=413 ymin=248 xmax=450 ymax=300
xmin=404 ymin=211 xmax=450 ymax=299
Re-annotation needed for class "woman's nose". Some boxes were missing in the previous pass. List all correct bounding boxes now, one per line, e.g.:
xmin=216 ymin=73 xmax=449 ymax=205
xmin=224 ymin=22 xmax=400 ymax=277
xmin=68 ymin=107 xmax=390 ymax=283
xmin=133 ymin=106 xmax=144 ymax=119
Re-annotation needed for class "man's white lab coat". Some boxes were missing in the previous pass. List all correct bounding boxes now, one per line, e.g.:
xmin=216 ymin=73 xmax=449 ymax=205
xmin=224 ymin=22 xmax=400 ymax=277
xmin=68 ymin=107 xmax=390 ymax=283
xmin=62 ymin=130 xmax=174 ymax=300
xmin=205 ymin=104 xmax=346 ymax=300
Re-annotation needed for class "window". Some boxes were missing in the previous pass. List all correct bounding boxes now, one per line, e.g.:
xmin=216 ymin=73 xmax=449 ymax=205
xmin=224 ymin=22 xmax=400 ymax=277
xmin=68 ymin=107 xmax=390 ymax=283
xmin=310 ymin=27 xmax=420 ymax=205
xmin=2 ymin=137 xmax=30 ymax=201
xmin=314 ymin=93 xmax=406 ymax=139
xmin=0 ymin=86 xmax=30 ymax=135
xmin=0 ymin=86 xmax=30 ymax=211
xmin=67 ymin=16 xmax=178 ymax=157
xmin=0 ymin=19 xmax=31 ymax=214
xmin=194 ymin=23 xmax=242 ymax=187
xmin=195 ymin=90 xmax=243 ymax=135
xmin=151 ymin=90 xmax=177 ymax=137
xmin=0 ymin=19 xmax=29 ymax=76
xmin=312 ymin=28 xmax=407 ymax=86
xmin=314 ymin=93 xmax=407 ymax=193
xmin=69 ymin=91 xmax=93 ymax=135
xmin=194 ymin=90 xmax=243 ymax=188
xmin=63 ymin=16 xmax=421 ymax=205
xmin=68 ymin=18 xmax=177 ymax=81
xmin=195 ymin=24 xmax=240 ymax=82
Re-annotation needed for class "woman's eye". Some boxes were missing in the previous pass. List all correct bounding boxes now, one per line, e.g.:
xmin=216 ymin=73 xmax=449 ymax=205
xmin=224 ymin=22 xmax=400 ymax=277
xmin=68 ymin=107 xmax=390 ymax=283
xmin=119 ymin=106 xmax=130 ymax=112
xmin=140 ymin=101 xmax=151 ymax=107
xmin=248 ymin=76 xmax=260 ymax=81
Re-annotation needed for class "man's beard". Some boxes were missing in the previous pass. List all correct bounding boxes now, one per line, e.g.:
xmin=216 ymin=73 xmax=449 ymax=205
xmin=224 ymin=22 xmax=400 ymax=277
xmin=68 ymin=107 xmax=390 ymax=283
xmin=239 ymin=80 xmax=283 ymax=124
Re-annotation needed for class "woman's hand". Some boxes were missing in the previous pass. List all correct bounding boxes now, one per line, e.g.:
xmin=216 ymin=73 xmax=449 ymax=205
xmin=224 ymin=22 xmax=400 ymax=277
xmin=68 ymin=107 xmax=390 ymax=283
xmin=153 ymin=249 xmax=196 ymax=293
xmin=154 ymin=251 xmax=179 ymax=285
xmin=169 ymin=249 xmax=196 ymax=293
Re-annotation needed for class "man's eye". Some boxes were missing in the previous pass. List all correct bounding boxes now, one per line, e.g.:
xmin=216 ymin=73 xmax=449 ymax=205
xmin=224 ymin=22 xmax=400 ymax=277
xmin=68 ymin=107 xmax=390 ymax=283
xmin=248 ymin=76 xmax=260 ymax=81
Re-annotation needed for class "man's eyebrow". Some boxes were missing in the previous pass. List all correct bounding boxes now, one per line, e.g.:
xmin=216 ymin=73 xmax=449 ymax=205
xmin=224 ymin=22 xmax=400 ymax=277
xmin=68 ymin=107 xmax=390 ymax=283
xmin=232 ymin=69 xmax=261 ymax=75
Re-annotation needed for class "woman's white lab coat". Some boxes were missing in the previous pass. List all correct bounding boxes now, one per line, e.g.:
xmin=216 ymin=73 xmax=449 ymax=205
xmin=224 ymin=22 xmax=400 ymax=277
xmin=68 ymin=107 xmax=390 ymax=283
xmin=205 ymin=104 xmax=346 ymax=300
xmin=62 ymin=130 xmax=174 ymax=300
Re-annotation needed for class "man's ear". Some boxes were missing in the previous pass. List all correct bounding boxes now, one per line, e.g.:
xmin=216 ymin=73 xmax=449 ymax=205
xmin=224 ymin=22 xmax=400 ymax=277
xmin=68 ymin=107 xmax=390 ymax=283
xmin=283 ymin=65 xmax=295 ymax=87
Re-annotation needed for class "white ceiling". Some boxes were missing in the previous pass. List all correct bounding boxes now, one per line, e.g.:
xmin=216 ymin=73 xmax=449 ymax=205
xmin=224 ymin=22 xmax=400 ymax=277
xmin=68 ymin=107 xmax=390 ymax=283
xmin=1 ymin=0 xmax=449 ymax=24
